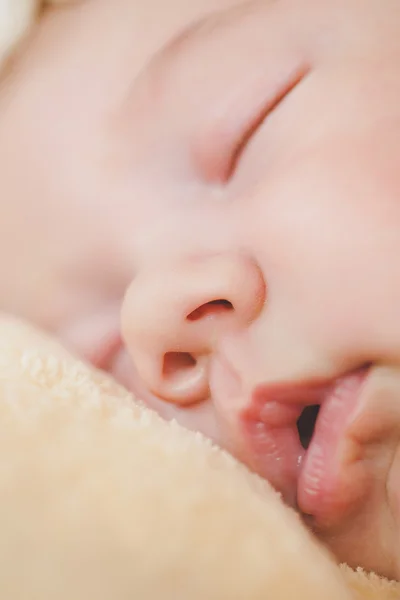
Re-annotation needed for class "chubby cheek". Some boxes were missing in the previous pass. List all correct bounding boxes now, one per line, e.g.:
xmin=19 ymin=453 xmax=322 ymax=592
xmin=244 ymin=146 xmax=400 ymax=364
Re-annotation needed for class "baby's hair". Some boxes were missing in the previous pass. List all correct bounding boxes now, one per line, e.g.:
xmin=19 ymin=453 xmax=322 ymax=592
xmin=0 ymin=0 xmax=80 ymax=70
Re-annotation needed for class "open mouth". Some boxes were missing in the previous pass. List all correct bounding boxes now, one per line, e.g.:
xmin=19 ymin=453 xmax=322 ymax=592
xmin=241 ymin=365 xmax=371 ymax=521
xmin=297 ymin=404 xmax=320 ymax=450
xmin=95 ymin=334 xmax=371 ymax=526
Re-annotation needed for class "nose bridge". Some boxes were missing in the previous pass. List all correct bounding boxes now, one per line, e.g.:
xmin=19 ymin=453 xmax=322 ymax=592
xmin=133 ymin=199 xmax=235 ymax=270
xmin=122 ymin=252 xmax=266 ymax=405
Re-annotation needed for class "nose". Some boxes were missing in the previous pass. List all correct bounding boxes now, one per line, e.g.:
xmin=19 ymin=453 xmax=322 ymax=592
xmin=121 ymin=253 xmax=265 ymax=405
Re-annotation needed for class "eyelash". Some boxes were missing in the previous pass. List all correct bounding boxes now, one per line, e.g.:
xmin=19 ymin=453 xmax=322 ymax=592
xmin=226 ymin=68 xmax=309 ymax=181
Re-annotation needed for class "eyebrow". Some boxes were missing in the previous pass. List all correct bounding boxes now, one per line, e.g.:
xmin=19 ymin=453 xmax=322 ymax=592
xmin=147 ymin=1 xmax=265 ymax=76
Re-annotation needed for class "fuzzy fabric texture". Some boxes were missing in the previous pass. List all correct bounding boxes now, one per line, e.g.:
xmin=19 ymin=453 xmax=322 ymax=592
xmin=0 ymin=314 xmax=397 ymax=599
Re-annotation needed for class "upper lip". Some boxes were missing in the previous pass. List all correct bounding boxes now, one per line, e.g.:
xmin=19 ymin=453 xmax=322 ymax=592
xmin=250 ymin=364 xmax=371 ymax=409
xmin=251 ymin=377 xmax=333 ymax=410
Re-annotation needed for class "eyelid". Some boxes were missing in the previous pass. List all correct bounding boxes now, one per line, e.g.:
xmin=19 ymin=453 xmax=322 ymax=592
xmin=227 ymin=66 xmax=309 ymax=180
xmin=193 ymin=61 xmax=310 ymax=184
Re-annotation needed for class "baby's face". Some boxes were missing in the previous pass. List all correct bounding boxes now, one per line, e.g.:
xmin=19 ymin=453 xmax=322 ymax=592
xmin=3 ymin=0 xmax=400 ymax=579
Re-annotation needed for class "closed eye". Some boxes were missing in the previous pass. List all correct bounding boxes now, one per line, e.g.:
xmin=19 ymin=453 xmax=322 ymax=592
xmin=192 ymin=62 xmax=310 ymax=185
xmin=227 ymin=67 xmax=309 ymax=180
xmin=228 ymin=68 xmax=309 ymax=179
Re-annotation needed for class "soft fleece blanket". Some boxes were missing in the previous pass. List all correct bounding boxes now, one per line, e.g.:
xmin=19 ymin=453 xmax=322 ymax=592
xmin=0 ymin=315 xmax=397 ymax=599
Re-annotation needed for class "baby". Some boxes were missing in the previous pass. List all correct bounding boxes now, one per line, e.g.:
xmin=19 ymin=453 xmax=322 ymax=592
xmin=1 ymin=0 xmax=400 ymax=581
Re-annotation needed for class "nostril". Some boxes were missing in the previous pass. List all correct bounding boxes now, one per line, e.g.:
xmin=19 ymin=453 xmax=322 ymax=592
xmin=187 ymin=299 xmax=234 ymax=322
xmin=162 ymin=351 xmax=197 ymax=377
xmin=161 ymin=351 xmax=208 ymax=405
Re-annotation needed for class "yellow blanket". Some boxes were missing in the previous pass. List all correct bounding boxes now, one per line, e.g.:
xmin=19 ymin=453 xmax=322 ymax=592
xmin=0 ymin=315 xmax=397 ymax=599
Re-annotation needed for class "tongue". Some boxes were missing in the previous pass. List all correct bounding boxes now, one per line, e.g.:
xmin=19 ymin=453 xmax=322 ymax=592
xmin=297 ymin=369 xmax=368 ymax=526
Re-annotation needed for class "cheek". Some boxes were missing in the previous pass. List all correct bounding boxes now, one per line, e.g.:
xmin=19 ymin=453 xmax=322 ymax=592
xmin=246 ymin=151 xmax=400 ymax=361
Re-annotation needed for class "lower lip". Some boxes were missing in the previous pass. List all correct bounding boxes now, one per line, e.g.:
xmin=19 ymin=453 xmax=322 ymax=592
xmin=297 ymin=367 xmax=369 ymax=524
xmin=241 ymin=367 xmax=370 ymax=521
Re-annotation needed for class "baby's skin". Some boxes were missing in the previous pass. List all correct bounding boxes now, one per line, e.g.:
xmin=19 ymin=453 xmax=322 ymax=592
xmin=1 ymin=0 xmax=400 ymax=579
